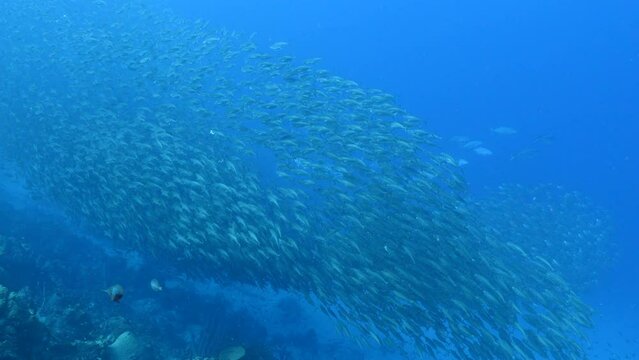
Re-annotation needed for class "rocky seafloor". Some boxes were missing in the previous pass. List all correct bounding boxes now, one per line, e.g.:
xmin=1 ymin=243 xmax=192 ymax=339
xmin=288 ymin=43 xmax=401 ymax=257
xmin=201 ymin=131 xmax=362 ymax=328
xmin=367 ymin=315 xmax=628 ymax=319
xmin=0 ymin=196 xmax=342 ymax=360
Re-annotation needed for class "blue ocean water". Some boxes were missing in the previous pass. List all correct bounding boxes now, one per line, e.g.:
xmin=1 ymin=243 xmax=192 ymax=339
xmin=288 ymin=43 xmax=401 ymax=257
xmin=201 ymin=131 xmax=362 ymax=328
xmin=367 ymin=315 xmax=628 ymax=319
xmin=168 ymin=0 xmax=639 ymax=356
xmin=0 ymin=0 xmax=637 ymax=359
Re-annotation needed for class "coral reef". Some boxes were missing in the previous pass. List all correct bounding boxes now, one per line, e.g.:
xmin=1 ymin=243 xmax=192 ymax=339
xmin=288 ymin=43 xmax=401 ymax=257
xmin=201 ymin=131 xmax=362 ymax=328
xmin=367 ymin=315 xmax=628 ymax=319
xmin=0 ymin=206 xmax=276 ymax=359
xmin=0 ymin=284 xmax=51 ymax=359
xmin=0 ymin=236 xmax=5 ymax=277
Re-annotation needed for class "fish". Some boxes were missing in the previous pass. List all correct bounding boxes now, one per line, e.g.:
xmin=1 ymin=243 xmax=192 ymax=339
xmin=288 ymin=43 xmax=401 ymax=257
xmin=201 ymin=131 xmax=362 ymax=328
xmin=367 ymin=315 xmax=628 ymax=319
xmin=491 ymin=126 xmax=517 ymax=135
xmin=532 ymin=133 xmax=554 ymax=145
xmin=475 ymin=183 xmax=612 ymax=291
xmin=104 ymin=284 xmax=124 ymax=303
xmin=269 ymin=41 xmax=288 ymax=50
xmin=0 ymin=2 xmax=595 ymax=358
xmin=150 ymin=278 xmax=163 ymax=292
xmin=509 ymin=133 xmax=553 ymax=160
xmin=450 ymin=135 xmax=470 ymax=143
xmin=510 ymin=147 xmax=539 ymax=161
xmin=474 ymin=147 xmax=493 ymax=156
xmin=463 ymin=140 xmax=483 ymax=149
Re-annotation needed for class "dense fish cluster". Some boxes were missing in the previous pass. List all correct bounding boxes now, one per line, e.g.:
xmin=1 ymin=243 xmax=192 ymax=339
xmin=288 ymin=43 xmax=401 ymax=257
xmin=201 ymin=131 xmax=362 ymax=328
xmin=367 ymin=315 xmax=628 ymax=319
xmin=0 ymin=1 xmax=598 ymax=358
xmin=474 ymin=184 xmax=614 ymax=291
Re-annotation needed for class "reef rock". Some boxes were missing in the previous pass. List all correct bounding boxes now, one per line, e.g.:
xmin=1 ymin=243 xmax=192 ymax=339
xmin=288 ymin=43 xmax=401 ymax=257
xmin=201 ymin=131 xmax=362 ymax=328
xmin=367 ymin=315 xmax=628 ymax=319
xmin=0 ymin=284 xmax=51 ymax=359
xmin=108 ymin=331 xmax=143 ymax=360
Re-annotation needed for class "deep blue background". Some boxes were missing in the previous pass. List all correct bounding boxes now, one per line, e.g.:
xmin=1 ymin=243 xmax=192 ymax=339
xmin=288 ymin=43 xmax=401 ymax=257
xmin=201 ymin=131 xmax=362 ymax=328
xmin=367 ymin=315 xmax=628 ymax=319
xmin=167 ymin=0 xmax=637 ymax=273
xmin=166 ymin=0 xmax=638 ymax=353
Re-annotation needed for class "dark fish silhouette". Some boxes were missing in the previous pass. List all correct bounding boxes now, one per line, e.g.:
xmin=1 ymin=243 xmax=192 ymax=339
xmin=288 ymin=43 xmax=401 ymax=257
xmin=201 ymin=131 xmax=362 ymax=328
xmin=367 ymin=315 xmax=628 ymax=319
xmin=104 ymin=284 xmax=124 ymax=303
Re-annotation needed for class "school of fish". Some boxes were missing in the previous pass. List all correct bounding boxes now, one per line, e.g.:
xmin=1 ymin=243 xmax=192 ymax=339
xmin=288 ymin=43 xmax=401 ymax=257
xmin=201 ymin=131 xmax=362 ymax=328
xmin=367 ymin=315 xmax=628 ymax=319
xmin=474 ymin=184 xmax=614 ymax=292
xmin=0 ymin=1 xmax=609 ymax=358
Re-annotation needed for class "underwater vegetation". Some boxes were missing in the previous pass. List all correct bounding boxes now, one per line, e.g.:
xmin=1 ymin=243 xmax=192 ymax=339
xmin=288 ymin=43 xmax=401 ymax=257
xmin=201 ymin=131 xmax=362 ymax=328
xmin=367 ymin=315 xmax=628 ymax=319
xmin=0 ymin=0 xmax=615 ymax=358
xmin=474 ymin=184 xmax=615 ymax=292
